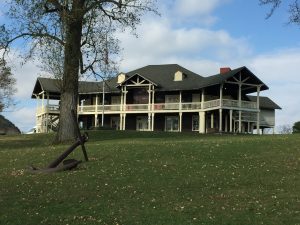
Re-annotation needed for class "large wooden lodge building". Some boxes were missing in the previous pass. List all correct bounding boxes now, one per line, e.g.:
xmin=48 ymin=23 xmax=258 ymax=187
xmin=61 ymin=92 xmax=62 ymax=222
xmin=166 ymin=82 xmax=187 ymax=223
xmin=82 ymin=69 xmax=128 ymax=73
xmin=31 ymin=64 xmax=281 ymax=134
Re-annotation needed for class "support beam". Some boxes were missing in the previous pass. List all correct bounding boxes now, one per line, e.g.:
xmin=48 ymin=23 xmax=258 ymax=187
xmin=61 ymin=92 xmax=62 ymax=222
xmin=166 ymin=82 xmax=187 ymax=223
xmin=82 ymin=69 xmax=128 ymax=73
xmin=120 ymin=88 xmax=124 ymax=111
xmin=199 ymin=111 xmax=206 ymax=133
xmin=211 ymin=113 xmax=214 ymax=128
xmin=94 ymin=114 xmax=98 ymax=128
xmin=123 ymin=114 xmax=126 ymax=130
xmin=120 ymin=114 xmax=123 ymax=131
xmin=179 ymin=112 xmax=182 ymax=132
xmin=238 ymin=111 xmax=242 ymax=133
xmin=201 ymin=89 xmax=205 ymax=109
xmin=151 ymin=113 xmax=155 ymax=131
xmin=179 ymin=91 xmax=182 ymax=111
xmin=257 ymin=86 xmax=261 ymax=135
xmin=148 ymin=113 xmax=151 ymax=131
xmin=219 ymin=109 xmax=223 ymax=132
xmin=225 ymin=114 xmax=228 ymax=132
xmin=148 ymin=85 xmax=151 ymax=111
xmin=152 ymin=88 xmax=155 ymax=111
xmin=220 ymin=83 xmax=223 ymax=107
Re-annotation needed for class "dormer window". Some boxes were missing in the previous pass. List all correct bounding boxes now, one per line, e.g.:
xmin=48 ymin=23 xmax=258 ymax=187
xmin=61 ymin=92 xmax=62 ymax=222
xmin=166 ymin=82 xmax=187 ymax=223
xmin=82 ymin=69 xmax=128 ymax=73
xmin=174 ymin=71 xmax=186 ymax=81
xmin=117 ymin=73 xmax=126 ymax=84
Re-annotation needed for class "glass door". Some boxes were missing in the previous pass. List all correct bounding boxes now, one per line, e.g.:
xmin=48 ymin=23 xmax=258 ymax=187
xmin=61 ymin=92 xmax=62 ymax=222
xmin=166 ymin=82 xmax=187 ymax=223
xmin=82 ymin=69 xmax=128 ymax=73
xmin=165 ymin=116 xmax=179 ymax=132
xmin=136 ymin=116 xmax=148 ymax=131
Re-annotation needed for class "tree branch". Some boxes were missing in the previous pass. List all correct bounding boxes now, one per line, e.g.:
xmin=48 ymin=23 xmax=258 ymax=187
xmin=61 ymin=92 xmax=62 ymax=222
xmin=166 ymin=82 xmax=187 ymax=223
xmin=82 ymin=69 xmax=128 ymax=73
xmin=4 ymin=32 xmax=65 ymax=50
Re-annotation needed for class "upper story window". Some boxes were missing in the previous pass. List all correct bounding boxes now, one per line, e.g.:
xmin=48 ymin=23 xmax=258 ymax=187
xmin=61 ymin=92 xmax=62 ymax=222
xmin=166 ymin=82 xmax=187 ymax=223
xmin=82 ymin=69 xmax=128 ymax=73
xmin=165 ymin=95 xmax=179 ymax=103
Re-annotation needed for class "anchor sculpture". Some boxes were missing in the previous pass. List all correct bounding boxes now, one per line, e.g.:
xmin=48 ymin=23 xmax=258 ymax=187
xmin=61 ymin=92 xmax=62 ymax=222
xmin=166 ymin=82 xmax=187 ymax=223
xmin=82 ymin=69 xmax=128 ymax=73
xmin=28 ymin=110 xmax=89 ymax=173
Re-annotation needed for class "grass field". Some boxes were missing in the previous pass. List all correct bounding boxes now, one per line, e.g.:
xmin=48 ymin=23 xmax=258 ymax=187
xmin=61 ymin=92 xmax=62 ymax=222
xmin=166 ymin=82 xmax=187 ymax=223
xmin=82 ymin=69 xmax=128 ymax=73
xmin=0 ymin=131 xmax=299 ymax=225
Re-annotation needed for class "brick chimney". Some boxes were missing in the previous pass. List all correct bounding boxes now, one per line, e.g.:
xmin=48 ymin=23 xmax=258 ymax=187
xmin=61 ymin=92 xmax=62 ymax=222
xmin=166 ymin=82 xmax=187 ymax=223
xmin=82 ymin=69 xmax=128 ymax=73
xmin=220 ymin=67 xmax=231 ymax=74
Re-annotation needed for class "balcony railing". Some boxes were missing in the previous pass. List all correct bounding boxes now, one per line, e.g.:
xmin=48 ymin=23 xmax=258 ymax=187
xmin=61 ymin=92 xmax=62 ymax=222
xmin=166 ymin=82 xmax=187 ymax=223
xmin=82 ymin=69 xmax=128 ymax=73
xmin=36 ymin=104 xmax=60 ymax=115
xmin=37 ymin=99 xmax=258 ymax=115
xmin=222 ymin=99 xmax=257 ymax=109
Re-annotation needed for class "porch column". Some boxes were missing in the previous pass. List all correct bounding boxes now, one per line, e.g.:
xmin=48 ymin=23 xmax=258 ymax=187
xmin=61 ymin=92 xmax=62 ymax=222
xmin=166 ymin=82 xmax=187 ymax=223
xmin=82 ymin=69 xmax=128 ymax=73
xmin=220 ymin=83 xmax=223 ymax=107
xmin=94 ymin=115 xmax=98 ymax=128
xmin=229 ymin=109 xmax=233 ymax=132
xmin=238 ymin=111 xmax=242 ymax=133
xmin=219 ymin=109 xmax=223 ymax=132
xmin=179 ymin=112 xmax=182 ymax=132
xmin=199 ymin=111 xmax=206 ymax=133
xmin=120 ymin=88 xmax=124 ymax=111
xmin=152 ymin=88 xmax=155 ymax=111
xmin=123 ymin=86 xmax=128 ymax=111
xmin=123 ymin=86 xmax=128 ymax=130
xmin=148 ymin=85 xmax=151 ymax=111
xmin=238 ymin=83 xmax=242 ymax=133
xmin=148 ymin=113 xmax=151 ymax=131
xmin=151 ymin=113 xmax=155 ymax=131
xmin=123 ymin=114 xmax=126 ymax=130
xmin=201 ymin=89 xmax=205 ymax=109
xmin=225 ymin=114 xmax=228 ymax=132
xmin=257 ymin=86 xmax=261 ymax=134
xmin=120 ymin=114 xmax=123 ymax=131
xmin=95 ymin=95 xmax=99 ymax=127
xmin=210 ymin=113 xmax=214 ymax=129
xmin=179 ymin=91 xmax=182 ymax=111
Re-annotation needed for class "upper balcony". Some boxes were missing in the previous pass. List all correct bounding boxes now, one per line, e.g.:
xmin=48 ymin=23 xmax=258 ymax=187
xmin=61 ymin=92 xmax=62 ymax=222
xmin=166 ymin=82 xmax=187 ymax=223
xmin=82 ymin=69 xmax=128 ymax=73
xmin=36 ymin=99 xmax=258 ymax=115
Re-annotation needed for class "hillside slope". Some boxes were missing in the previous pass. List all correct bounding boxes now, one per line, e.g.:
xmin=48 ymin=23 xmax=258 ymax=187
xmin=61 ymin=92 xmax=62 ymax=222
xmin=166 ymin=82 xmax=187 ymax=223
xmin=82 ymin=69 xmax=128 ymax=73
xmin=0 ymin=115 xmax=20 ymax=135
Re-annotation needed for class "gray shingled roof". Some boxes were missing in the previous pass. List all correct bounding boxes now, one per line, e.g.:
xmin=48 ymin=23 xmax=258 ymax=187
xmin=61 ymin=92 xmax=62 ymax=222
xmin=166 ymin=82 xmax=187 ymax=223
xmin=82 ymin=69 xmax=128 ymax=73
xmin=32 ymin=64 xmax=269 ymax=97
xmin=121 ymin=64 xmax=268 ymax=92
xmin=124 ymin=64 xmax=205 ymax=91
xmin=247 ymin=96 xmax=281 ymax=110
xmin=31 ymin=77 xmax=119 ymax=99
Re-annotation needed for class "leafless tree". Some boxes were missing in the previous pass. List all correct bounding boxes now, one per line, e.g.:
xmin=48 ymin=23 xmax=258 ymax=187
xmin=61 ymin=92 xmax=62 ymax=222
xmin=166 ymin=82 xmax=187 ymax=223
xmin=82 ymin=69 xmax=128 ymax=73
xmin=0 ymin=0 xmax=157 ymax=142
xmin=0 ymin=59 xmax=16 ymax=112
xmin=260 ymin=0 xmax=300 ymax=25
xmin=277 ymin=124 xmax=293 ymax=134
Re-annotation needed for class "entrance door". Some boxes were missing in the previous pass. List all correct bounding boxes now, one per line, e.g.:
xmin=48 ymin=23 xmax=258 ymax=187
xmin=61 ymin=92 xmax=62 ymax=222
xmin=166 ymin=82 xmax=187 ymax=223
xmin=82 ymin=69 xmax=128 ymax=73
xmin=165 ymin=116 xmax=179 ymax=132
xmin=136 ymin=116 xmax=148 ymax=131
xmin=111 ymin=117 xmax=120 ymax=130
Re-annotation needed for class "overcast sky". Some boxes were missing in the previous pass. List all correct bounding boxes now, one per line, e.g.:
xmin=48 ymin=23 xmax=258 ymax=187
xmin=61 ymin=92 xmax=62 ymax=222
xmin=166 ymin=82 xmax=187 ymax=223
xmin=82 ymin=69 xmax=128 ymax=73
xmin=1 ymin=0 xmax=300 ymax=132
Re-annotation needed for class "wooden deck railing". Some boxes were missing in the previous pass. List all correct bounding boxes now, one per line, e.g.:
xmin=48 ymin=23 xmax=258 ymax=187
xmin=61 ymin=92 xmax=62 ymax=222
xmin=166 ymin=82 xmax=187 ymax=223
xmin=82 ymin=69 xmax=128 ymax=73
xmin=37 ymin=99 xmax=258 ymax=115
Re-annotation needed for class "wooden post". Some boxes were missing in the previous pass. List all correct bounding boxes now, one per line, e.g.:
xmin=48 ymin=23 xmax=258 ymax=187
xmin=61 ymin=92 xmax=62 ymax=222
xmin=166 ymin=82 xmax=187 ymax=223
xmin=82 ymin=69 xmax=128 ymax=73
xmin=199 ymin=111 xmax=205 ymax=133
xmin=219 ymin=109 xmax=222 ymax=132
xmin=257 ymin=85 xmax=261 ymax=135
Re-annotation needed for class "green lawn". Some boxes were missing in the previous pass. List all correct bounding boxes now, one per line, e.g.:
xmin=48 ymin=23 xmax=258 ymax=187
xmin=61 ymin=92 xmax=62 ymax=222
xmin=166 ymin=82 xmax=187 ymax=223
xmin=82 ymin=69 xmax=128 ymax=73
xmin=0 ymin=131 xmax=299 ymax=225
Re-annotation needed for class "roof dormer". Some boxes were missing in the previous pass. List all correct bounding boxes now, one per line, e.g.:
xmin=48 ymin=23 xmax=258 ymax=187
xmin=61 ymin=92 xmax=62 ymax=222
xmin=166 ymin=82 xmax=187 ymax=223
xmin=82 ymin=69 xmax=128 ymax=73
xmin=117 ymin=73 xmax=126 ymax=84
xmin=174 ymin=70 xmax=186 ymax=81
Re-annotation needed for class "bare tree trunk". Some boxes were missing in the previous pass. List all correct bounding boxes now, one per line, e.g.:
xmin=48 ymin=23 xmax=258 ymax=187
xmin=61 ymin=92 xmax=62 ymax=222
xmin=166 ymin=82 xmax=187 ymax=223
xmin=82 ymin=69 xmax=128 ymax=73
xmin=56 ymin=2 xmax=84 ymax=142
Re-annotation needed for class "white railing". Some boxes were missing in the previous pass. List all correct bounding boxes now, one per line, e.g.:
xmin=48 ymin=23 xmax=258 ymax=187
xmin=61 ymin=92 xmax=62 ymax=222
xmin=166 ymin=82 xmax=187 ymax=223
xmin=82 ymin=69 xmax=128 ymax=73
xmin=222 ymin=99 xmax=239 ymax=108
xmin=181 ymin=102 xmax=202 ymax=110
xmin=241 ymin=101 xmax=257 ymax=109
xmin=222 ymin=99 xmax=257 ymax=109
xmin=37 ymin=105 xmax=60 ymax=115
xmin=154 ymin=103 xmax=180 ymax=110
xmin=37 ymin=99 xmax=258 ymax=115
xmin=125 ymin=104 xmax=149 ymax=111
xmin=203 ymin=99 xmax=220 ymax=109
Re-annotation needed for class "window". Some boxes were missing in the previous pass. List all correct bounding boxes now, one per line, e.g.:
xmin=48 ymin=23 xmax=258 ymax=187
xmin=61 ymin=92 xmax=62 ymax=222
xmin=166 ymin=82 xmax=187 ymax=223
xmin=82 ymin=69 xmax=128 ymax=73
xmin=111 ymin=96 xmax=121 ymax=105
xmin=165 ymin=95 xmax=179 ymax=103
xmin=192 ymin=115 xmax=199 ymax=131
